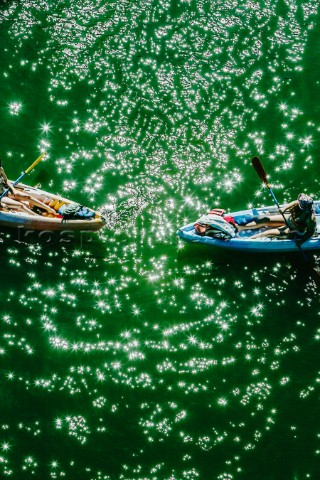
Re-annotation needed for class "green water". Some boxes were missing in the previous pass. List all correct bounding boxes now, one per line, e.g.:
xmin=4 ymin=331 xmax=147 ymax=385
xmin=0 ymin=1 xmax=320 ymax=478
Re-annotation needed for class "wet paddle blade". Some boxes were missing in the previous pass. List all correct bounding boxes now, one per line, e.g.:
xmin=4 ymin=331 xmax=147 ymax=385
xmin=252 ymin=156 xmax=268 ymax=185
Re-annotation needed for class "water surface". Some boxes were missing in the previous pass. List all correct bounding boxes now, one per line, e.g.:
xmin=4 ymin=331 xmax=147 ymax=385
xmin=0 ymin=1 xmax=320 ymax=478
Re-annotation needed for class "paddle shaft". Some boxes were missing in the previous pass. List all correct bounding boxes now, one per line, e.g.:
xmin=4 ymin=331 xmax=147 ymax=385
xmin=264 ymin=185 xmax=291 ymax=230
xmin=0 ymin=153 xmax=45 ymax=201
xmin=268 ymin=189 xmax=314 ymax=264
xmin=251 ymin=156 xmax=308 ymax=260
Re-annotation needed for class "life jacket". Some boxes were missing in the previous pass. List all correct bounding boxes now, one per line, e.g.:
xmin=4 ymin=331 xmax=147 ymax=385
xmin=207 ymin=207 xmax=237 ymax=227
xmin=194 ymin=213 xmax=237 ymax=239
xmin=208 ymin=208 xmax=225 ymax=216
xmin=289 ymin=205 xmax=311 ymax=232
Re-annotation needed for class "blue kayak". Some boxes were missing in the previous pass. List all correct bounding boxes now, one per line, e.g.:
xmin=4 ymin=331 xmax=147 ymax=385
xmin=177 ymin=203 xmax=320 ymax=253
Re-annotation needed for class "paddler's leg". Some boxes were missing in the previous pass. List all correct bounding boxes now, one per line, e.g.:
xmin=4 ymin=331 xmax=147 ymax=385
xmin=250 ymin=226 xmax=290 ymax=239
xmin=1 ymin=197 xmax=39 ymax=216
xmin=236 ymin=214 xmax=286 ymax=231
xmin=11 ymin=192 xmax=57 ymax=215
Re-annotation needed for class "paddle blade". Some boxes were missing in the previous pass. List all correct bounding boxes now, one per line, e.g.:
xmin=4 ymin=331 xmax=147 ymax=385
xmin=252 ymin=156 xmax=268 ymax=185
xmin=25 ymin=152 xmax=46 ymax=174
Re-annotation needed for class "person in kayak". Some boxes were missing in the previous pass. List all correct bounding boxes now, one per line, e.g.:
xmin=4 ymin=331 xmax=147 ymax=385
xmin=0 ymin=163 xmax=39 ymax=215
xmin=0 ymin=161 xmax=57 ymax=215
xmin=249 ymin=193 xmax=316 ymax=245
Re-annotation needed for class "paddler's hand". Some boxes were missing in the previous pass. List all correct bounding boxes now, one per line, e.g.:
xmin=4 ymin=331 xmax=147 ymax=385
xmin=7 ymin=182 xmax=17 ymax=195
xmin=5 ymin=180 xmax=16 ymax=195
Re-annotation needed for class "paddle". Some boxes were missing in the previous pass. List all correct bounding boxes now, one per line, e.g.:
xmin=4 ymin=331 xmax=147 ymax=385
xmin=0 ymin=152 xmax=46 ymax=201
xmin=251 ymin=156 xmax=315 ymax=266
xmin=252 ymin=156 xmax=289 ymax=226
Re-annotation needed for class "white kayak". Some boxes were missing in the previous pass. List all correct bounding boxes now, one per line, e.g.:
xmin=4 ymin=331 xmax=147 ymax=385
xmin=0 ymin=182 xmax=105 ymax=231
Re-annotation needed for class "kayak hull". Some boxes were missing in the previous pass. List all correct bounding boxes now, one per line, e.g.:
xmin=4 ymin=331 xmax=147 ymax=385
xmin=0 ymin=183 xmax=105 ymax=232
xmin=0 ymin=214 xmax=105 ymax=231
xmin=177 ymin=203 xmax=320 ymax=253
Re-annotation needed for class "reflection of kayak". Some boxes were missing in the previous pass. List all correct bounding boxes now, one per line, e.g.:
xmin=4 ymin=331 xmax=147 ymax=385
xmin=0 ymin=182 xmax=106 ymax=231
xmin=177 ymin=203 xmax=320 ymax=253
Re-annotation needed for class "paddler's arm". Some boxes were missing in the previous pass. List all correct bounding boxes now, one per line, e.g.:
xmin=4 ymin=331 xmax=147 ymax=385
xmin=279 ymin=200 xmax=298 ymax=214
xmin=0 ymin=166 xmax=17 ymax=195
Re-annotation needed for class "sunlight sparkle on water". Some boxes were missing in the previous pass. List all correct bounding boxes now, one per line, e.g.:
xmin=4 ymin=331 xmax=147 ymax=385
xmin=8 ymin=102 xmax=22 ymax=115
xmin=0 ymin=1 xmax=319 ymax=478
